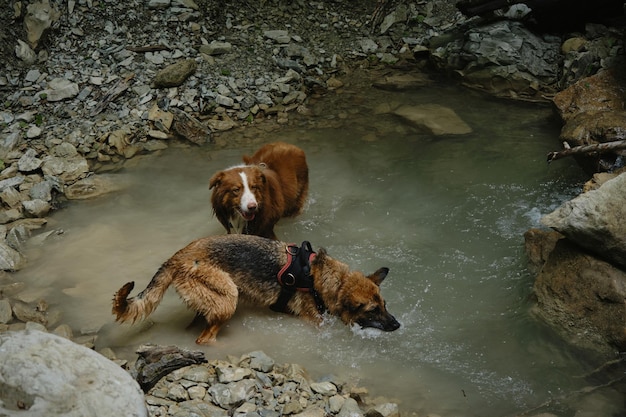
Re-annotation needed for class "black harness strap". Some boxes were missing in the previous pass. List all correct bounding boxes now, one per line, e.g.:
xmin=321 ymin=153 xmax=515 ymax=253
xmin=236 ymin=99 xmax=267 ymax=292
xmin=270 ymin=241 xmax=326 ymax=314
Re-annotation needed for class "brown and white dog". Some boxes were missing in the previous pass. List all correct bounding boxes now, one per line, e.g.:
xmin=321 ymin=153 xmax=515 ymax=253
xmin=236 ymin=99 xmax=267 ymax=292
xmin=209 ymin=142 xmax=309 ymax=240
xmin=112 ymin=234 xmax=401 ymax=345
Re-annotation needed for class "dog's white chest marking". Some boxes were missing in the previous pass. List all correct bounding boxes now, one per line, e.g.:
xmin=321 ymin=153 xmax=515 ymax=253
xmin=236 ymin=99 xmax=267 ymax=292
xmin=229 ymin=214 xmax=246 ymax=234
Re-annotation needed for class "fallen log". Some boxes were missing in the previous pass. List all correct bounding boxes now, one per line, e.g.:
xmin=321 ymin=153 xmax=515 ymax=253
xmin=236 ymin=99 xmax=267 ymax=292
xmin=132 ymin=344 xmax=207 ymax=392
xmin=547 ymin=140 xmax=626 ymax=163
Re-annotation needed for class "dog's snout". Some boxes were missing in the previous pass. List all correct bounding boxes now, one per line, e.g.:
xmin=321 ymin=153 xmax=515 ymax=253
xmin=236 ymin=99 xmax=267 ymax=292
xmin=387 ymin=315 xmax=401 ymax=331
xmin=357 ymin=312 xmax=401 ymax=332
xmin=247 ymin=201 xmax=258 ymax=211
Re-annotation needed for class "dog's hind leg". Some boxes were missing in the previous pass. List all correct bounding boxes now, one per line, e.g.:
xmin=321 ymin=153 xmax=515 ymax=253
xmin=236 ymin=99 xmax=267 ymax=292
xmin=173 ymin=266 xmax=239 ymax=345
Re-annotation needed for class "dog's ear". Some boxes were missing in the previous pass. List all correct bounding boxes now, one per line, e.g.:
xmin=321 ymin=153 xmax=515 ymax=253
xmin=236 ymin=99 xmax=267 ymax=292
xmin=209 ymin=171 xmax=223 ymax=189
xmin=367 ymin=267 xmax=389 ymax=286
xmin=312 ymin=247 xmax=327 ymax=265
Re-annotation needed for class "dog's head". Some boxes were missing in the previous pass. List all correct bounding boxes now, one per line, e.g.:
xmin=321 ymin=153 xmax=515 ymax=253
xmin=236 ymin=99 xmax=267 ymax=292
xmin=209 ymin=166 xmax=267 ymax=224
xmin=312 ymin=249 xmax=401 ymax=332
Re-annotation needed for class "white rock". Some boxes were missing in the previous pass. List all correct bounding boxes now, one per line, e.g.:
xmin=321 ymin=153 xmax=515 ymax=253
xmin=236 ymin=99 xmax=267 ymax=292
xmin=15 ymin=40 xmax=37 ymax=64
xmin=264 ymin=30 xmax=290 ymax=44
xmin=541 ymin=172 xmax=626 ymax=269
xmin=0 ymin=330 xmax=147 ymax=417
xmin=44 ymin=78 xmax=80 ymax=102
xmin=26 ymin=125 xmax=43 ymax=139
xmin=0 ymin=241 xmax=24 ymax=271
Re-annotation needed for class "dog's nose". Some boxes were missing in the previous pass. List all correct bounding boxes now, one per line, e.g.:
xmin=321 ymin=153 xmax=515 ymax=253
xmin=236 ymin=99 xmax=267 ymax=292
xmin=247 ymin=202 xmax=258 ymax=211
xmin=388 ymin=315 xmax=401 ymax=331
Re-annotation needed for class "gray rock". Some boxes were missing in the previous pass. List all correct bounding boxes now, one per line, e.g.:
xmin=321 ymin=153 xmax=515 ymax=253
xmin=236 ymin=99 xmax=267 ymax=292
xmin=229 ymin=379 xmax=257 ymax=404
xmin=216 ymin=94 xmax=234 ymax=107
xmin=17 ymin=149 xmax=43 ymax=172
xmin=0 ymin=241 xmax=24 ymax=271
xmin=264 ymin=30 xmax=291 ymax=44
xmin=464 ymin=21 xmax=560 ymax=79
xmin=541 ymin=173 xmax=626 ymax=269
xmin=337 ymin=397 xmax=364 ymax=417
xmin=207 ymin=383 xmax=235 ymax=408
xmin=22 ymin=199 xmax=51 ymax=217
xmin=41 ymin=155 xmax=89 ymax=183
xmin=44 ymin=78 xmax=80 ymax=102
xmin=0 ymin=131 xmax=21 ymax=158
xmin=170 ymin=400 xmax=228 ymax=417
xmin=216 ymin=364 xmax=252 ymax=383
xmin=15 ymin=40 xmax=37 ymax=65
xmin=29 ymin=177 xmax=61 ymax=202
xmin=199 ymin=41 xmax=233 ymax=56
xmin=310 ymin=381 xmax=337 ymax=396
xmin=0 ymin=176 xmax=25 ymax=192
xmin=0 ymin=330 xmax=148 ymax=417
xmin=148 ymin=0 xmax=171 ymax=9
xmin=0 ymin=299 xmax=12 ymax=324
xmin=6 ymin=224 xmax=31 ymax=252
xmin=358 ymin=38 xmax=378 ymax=53
xmin=25 ymin=69 xmax=41 ymax=83
xmin=246 ymin=350 xmax=274 ymax=372
xmin=370 ymin=402 xmax=400 ymax=417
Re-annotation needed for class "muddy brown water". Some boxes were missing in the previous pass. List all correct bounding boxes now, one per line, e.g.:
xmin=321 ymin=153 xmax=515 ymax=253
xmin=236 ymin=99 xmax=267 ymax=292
xmin=13 ymin=82 xmax=623 ymax=416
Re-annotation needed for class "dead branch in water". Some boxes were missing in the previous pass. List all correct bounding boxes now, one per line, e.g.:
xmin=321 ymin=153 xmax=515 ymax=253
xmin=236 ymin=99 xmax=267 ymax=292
xmin=547 ymin=140 xmax=626 ymax=163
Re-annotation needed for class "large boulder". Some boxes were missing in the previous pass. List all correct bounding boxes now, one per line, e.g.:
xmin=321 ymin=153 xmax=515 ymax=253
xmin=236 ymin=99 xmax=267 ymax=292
xmin=553 ymin=69 xmax=626 ymax=122
xmin=551 ymin=69 xmax=626 ymax=173
xmin=541 ymin=172 xmax=626 ymax=270
xmin=0 ymin=330 xmax=147 ymax=417
xmin=431 ymin=20 xmax=561 ymax=99
xmin=526 ymin=232 xmax=626 ymax=354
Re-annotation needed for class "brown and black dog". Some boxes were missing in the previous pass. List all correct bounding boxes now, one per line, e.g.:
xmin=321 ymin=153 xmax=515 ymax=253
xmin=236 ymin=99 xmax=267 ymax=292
xmin=209 ymin=142 xmax=309 ymax=239
xmin=112 ymin=234 xmax=400 ymax=345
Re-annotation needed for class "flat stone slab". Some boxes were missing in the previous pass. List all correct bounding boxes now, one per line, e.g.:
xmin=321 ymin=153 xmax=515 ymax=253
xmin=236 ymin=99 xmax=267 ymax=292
xmin=393 ymin=104 xmax=472 ymax=135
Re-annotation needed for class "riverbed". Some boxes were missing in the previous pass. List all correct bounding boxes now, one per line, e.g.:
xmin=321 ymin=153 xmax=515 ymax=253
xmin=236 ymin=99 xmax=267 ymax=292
xmin=15 ymin=81 xmax=618 ymax=416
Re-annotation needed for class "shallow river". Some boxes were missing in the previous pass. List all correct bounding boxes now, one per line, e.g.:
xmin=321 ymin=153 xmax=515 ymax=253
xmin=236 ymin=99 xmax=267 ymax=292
xmin=15 ymin=80 xmax=621 ymax=416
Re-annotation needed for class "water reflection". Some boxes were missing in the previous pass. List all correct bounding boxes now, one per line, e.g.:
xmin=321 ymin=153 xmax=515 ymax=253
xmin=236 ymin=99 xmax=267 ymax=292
xmin=15 ymin=82 xmax=612 ymax=416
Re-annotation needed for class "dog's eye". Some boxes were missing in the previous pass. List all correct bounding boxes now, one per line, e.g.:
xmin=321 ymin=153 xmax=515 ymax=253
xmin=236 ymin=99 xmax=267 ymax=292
xmin=362 ymin=306 xmax=381 ymax=317
xmin=231 ymin=187 xmax=240 ymax=195
xmin=347 ymin=302 xmax=365 ymax=313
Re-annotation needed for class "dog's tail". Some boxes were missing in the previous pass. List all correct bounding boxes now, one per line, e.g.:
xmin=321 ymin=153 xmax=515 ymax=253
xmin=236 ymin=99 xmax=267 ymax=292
xmin=112 ymin=264 xmax=174 ymax=323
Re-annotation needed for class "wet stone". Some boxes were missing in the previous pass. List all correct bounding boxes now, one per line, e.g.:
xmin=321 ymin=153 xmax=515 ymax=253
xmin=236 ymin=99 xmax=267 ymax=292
xmin=0 ymin=298 xmax=12 ymax=323
xmin=216 ymin=364 xmax=252 ymax=383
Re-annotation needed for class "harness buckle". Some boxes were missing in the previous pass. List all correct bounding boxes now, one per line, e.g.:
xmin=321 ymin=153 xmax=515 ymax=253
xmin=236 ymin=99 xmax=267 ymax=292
xmin=283 ymin=273 xmax=296 ymax=286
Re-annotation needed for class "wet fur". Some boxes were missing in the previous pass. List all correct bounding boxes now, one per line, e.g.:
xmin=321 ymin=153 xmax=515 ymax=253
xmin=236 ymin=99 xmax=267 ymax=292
xmin=209 ymin=142 xmax=309 ymax=239
xmin=112 ymin=234 xmax=400 ymax=345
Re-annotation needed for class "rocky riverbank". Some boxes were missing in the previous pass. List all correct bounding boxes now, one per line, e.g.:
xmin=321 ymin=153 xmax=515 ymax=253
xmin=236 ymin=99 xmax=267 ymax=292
xmin=2 ymin=0 xmax=626 ymax=415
